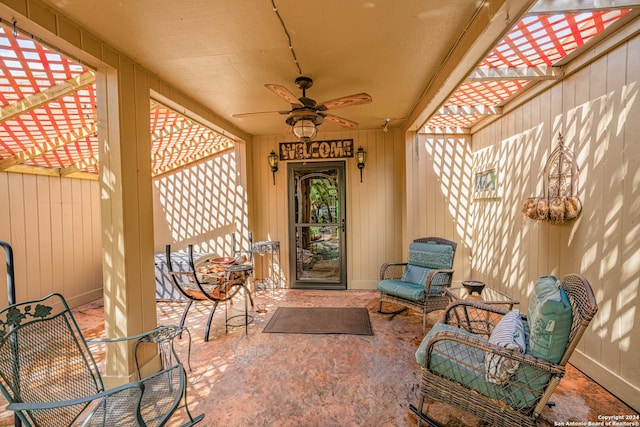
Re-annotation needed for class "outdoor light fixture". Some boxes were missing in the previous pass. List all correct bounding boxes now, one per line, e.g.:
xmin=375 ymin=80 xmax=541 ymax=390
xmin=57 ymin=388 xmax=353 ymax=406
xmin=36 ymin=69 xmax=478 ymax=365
xmin=286 ymin=110 xmax=323 ymax=142
xmin=292 ymin=119 xmax=318 ymax=142
xmin=356 ymin=146 xmax=366 ymax=183
xmin=268 ymin=150 xmax=279 ymax=185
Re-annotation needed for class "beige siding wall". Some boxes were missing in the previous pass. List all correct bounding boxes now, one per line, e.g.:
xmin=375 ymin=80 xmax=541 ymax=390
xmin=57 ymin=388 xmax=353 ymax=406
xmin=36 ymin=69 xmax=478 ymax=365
xmin=0 ymin=172 xmax=102 ymax=307
xmin=152 ymin=145 xmax=252 ymax=257
xmin=250 ymin=129 xmax=405 ymax=289
xmin=471 ymin=33 xmax=640 ymax=410
xmin=405 ymin=134 xmax=474 ymax=281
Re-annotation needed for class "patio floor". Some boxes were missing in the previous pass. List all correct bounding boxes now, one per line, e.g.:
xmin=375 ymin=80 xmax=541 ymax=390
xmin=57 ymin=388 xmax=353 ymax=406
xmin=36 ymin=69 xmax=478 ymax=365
xmin=1 ymin=289 xmax=636 ymax=426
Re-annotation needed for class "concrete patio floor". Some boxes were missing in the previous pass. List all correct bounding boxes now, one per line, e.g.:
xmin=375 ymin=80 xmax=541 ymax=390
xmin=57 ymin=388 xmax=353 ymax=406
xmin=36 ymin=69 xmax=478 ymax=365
xmin=1 ymin=289 xmax=637 ymax=426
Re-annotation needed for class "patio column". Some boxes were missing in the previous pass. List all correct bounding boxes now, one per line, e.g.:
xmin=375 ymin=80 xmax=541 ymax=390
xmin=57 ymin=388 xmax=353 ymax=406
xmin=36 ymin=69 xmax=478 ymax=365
xmin=97 ymin=61 xmax=158 ymax=386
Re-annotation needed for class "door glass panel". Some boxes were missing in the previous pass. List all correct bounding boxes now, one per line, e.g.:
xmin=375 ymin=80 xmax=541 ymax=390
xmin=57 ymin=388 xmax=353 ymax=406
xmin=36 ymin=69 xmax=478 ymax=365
xmin=289 ymin=162 xmax=345 ymax=288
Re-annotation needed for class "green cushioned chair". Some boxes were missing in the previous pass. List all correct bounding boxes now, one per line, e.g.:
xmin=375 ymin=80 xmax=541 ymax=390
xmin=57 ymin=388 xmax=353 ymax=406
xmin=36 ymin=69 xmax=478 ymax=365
xmin=411 ymin=274 xmax=598 ymax=427
xmin=377 ymin=237 xmax=457 ymax=332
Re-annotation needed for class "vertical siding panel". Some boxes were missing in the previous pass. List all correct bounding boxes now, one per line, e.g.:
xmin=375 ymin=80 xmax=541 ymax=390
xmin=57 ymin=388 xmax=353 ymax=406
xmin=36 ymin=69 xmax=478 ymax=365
xmin=36 ymin=175 xmax=53 ymax=299
xmin=91 ymin=181 xmax=102 ymax=286
xmin=0 ymin=173 xmax=9 ymax=304
xmin=619 ymin=34 xmax=640 ymax=386
xmin=49 ymin=177 xmax=64 ymax=297
xmin=8 ymin=174 xmax=27 ymax=301
xmin=527 ymin=95 xmax=542 ymax=298
xmin=71 ymin=179 xmax=84 ymax=298
xmin=573 ymin=60 xmax=599 ymax=360
xmin=603 ymin=43 xmax=627 ymax=377
xmin=519 ymin=96 xmax=534 ymax=300
xmin=60 ymin=178 xmax=75 ymax=297
xmin=559 ymin=73 xmax=577 ymax=276
xmin=23 ymin=177 xmax=41 ymax=299
xmin=81 ymin=181 xmax=94 ymax=291
xmin=546 ymin=83 xmax=563 ymax=276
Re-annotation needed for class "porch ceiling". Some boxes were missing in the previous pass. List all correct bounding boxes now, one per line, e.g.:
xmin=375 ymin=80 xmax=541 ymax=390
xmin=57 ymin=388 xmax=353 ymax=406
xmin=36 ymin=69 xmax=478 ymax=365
xmin=0 ymin=1 xmax=638 ymax=178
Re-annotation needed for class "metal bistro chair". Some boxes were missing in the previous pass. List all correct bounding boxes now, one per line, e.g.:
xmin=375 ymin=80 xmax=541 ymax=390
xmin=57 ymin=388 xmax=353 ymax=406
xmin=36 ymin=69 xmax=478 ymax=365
xmin=0 ymin=292 xmax=203 ymax=427
xmin=166 ymin=244 xmax=254 ymax=341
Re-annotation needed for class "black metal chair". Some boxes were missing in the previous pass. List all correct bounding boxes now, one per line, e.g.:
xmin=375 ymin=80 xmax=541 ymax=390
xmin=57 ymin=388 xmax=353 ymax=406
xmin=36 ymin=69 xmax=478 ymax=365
xmin=166 ymin=244 xmax=253 ymax=341
xmin=0 ymin=293 xmax=203 ymax=426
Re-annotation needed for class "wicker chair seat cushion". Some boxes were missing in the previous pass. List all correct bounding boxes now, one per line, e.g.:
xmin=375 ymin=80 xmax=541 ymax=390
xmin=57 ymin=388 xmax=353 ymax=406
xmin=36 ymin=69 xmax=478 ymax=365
xmin=417 ymin=323 xmax=550 ymax=410
xmin=416 ymin=323 xmax=507 ymax=400
xmin=528 ymin=276 xmax=573 ymax=363
xmin=377 ymin=279 xmax=425 ymax=301
xmin=407 ymin=242 xmax=454 ymax=269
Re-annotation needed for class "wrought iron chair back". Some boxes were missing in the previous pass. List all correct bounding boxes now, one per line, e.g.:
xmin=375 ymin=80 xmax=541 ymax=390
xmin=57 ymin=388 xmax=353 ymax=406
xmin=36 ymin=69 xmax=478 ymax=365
xmin=0 ymin=292 xmax=203 ymax=426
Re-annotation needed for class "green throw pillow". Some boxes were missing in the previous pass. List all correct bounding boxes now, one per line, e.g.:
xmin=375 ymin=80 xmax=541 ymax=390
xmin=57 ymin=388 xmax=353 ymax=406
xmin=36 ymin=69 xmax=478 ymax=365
xmin=527 ymin=276 xmax=573 ymax=363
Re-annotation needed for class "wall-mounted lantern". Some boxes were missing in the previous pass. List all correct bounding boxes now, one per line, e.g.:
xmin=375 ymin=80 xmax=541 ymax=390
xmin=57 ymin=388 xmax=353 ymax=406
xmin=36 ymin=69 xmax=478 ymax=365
xmin=356 ymin=146 xmax=366 ymax=183
xmin=268 ymin=150 xmax=279 ymax=185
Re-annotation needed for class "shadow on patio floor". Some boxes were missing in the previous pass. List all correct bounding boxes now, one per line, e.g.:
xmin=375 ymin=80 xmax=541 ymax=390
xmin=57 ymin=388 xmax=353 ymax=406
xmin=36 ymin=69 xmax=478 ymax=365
xmin=1 ymin=289 xmax=636 ymax=426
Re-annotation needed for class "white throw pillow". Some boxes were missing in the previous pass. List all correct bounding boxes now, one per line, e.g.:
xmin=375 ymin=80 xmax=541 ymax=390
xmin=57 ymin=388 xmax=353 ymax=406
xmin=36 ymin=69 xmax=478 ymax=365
xmin=485 ymin=309 xmax=526 ymax=384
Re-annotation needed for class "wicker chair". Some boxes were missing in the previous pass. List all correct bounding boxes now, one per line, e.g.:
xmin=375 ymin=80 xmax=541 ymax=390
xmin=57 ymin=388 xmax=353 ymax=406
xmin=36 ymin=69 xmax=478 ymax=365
xmin=411 ymin=274 xmax=598 ymax=427
xmin=0 ymin=293 xmax=204 ymax=427
xmin=377 ymin=237 xmax=457 ymax=332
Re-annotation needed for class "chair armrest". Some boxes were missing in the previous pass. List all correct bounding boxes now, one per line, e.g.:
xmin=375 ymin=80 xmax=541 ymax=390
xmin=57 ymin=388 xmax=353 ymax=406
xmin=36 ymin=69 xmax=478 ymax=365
xmin=423 ymin=328 xmax=564 ymax=379
xmin=379 ymin=262 xmax=407 ymax=280
xmin=88 ymin=325 xmax=191 ymax=374
xmin=442 ymin=300 xmax=524 ymax=336
xmin=7 ymin=380 xmax=145 ymax=412
xmin=87 ymin=325 xmax=184 ymax=344
xmin=424 ymin=268 xmax=454 ymax=289
xmin=422 ymin=328 xmax=565 ymax=411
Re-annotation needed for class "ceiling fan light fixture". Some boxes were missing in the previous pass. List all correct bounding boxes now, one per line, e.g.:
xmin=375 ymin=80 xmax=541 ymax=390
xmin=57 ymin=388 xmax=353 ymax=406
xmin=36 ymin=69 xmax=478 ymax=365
xmin=292 ymin=118 xmax=317 ymax=142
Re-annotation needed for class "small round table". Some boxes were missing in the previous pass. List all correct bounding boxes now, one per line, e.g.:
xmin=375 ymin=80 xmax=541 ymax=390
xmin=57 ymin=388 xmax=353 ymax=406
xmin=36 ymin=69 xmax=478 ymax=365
xmin=224 ymin=264 xmax=254 ymax=334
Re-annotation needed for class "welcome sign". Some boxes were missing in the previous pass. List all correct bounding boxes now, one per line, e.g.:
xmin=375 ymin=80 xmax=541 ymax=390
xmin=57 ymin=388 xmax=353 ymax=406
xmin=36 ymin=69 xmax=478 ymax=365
xmin=279 ymin=139 xmax=354 ymax=160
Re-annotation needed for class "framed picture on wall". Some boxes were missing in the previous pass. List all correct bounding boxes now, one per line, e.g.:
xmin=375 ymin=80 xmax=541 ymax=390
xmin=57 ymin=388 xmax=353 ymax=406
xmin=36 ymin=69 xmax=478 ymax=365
xmin=474 ymin=163 xmax=500 ymax=199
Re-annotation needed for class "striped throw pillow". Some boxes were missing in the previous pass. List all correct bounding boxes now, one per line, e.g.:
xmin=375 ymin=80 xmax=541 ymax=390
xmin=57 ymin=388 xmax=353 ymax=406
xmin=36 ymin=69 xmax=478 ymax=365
xmin=485 ymin=309 xmax=526 ymax=384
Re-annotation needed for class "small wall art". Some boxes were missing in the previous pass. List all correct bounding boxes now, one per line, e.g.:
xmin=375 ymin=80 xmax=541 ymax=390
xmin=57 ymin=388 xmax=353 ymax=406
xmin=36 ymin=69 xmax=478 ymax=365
xmin=474 ymin=163 xmax=500 ymax=199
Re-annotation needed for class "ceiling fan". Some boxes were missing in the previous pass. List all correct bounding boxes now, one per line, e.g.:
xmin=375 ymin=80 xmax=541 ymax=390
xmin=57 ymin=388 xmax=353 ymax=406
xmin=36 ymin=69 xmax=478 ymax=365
xmin=233 ymin=76 xmax=372 ymax=141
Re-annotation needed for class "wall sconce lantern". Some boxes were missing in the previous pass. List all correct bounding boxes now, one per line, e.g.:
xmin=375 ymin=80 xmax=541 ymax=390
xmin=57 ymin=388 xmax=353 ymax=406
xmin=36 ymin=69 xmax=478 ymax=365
xmin=267 ymin=150 xmax=279 ymax=185
xmin=356 ymin=146 xmax=366 ymax=183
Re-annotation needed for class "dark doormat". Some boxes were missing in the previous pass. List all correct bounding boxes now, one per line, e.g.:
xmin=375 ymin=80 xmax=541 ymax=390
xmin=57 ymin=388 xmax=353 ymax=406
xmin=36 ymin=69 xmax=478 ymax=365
xmin=262 ymin=307 xmax=373 ymax=335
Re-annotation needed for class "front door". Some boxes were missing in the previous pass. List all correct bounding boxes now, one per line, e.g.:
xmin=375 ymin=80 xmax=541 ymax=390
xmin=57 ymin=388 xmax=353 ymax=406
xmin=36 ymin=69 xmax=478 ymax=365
xmin=288 ymin=162 xmax=346 ymax=289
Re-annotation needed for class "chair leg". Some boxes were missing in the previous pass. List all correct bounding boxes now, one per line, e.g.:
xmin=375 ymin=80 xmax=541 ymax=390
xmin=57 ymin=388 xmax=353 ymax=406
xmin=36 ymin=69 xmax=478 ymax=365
xmin=179 ymin=300 xmax=194 ymax=331
xmin=378 ymin=298 xmax=407 ymax=317
xmin=409 ymin=399 xmax=440 ymax=427
xmin=204 ymin=301 xmax=219 ymax=342
xmin=423 ymin=312 xmax=428 ymax=334
xmin=180 ymin=371 xmax=205 ymax=426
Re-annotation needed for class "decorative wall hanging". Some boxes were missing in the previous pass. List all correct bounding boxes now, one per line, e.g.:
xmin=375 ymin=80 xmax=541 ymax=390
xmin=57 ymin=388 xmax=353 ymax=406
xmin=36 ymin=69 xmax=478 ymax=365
xmin=522 ymin=133 xmax=582 ymax=224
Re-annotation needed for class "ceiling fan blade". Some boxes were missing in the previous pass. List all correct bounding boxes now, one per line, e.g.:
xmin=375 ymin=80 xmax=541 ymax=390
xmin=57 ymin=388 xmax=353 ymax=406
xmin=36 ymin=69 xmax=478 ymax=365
xmin=265 ymin=84 xmax=302 ymax=106
xmin=317 ymin=93 xmax=372 ymax=111
xmin=323 ymin=113 xmax=358 ymax=129
xmin=232 ymin=110 xmax=290 ymax=118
